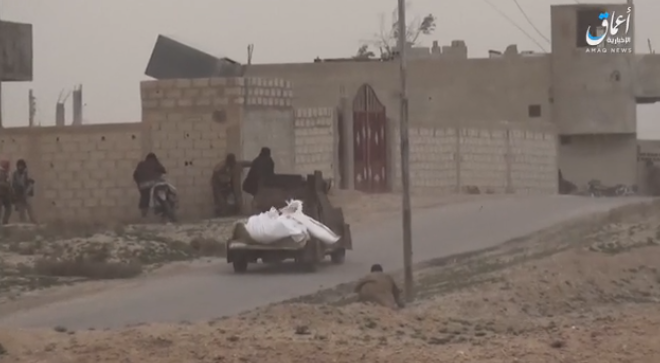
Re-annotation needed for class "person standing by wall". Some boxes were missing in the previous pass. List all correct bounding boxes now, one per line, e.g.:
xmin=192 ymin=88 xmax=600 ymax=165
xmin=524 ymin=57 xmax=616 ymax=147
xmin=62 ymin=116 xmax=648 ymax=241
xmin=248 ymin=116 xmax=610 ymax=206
xmin=0 ymin=160 xmax=13 ymax=225
xmin=241 ymin=147 xmax=275 ymax=211
xmin=11 ymin=159 xmax=36 ymax=223
xmin=211 ymin=153 xmax=251 ymax=217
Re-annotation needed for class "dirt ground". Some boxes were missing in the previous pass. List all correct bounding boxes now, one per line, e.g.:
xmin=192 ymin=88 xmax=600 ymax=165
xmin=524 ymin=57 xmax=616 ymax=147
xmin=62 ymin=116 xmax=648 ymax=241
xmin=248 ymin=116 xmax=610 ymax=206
xmin=1 ymin=200 xmax=659 ymax=362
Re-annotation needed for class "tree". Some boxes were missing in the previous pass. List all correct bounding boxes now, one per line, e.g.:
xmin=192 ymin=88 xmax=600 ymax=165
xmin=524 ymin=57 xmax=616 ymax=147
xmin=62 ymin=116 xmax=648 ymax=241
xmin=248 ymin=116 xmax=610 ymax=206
xmin=354 ymin=44 xmax=376 ymax=60
xmin=356 ymin=2 xmax=436 ymax=60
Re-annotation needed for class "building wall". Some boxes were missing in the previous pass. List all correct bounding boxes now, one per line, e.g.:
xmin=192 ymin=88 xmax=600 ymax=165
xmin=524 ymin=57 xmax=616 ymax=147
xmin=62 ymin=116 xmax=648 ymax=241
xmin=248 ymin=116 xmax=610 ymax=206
xmin=140 ymin=77 xmax=245 ymax=218
xmin=558 ymin=134 xmax=638 ymax=187
xmin=249 ymin=57 xmax=553 ymax=190
xmin=549 ymin=5 xmax=636 ymax=135
xmin=0 ymin=76 xmax=302 ymax=223
xmin=392 ymin=121 xmax=557 ymax=194
xmin=293 ymin=107 xmax=336 ymax=179
xmin=248 ymin=56 xmax=553 ymax=126
xmin=240 ymin=77 xmax=295 ymax=173
xmin=0 ymin=124 xmax=143 ymax=223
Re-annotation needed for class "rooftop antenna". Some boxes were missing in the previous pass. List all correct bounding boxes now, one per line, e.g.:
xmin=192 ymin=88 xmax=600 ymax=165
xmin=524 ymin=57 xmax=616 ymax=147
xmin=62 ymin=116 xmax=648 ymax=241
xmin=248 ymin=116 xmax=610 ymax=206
xmin=648 ymin=38 xmax=655 ymax=54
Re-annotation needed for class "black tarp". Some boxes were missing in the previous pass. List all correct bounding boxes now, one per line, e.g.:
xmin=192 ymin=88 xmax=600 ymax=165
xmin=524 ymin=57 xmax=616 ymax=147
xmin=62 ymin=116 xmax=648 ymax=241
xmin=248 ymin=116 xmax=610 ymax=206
xmin=145 ymin=35 xmax=242 ymax=79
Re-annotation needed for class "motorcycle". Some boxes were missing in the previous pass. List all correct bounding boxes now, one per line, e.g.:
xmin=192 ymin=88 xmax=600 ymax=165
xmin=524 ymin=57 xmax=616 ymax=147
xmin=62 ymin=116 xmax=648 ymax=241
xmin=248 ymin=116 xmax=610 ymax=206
xmin=149 ymin=179 xmax=178 ymax=222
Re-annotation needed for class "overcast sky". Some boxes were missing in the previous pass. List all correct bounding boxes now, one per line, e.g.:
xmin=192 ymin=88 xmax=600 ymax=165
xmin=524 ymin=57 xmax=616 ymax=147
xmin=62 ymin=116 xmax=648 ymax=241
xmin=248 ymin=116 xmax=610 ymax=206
xmin=2 ymin=0 xmax=659 ymax=137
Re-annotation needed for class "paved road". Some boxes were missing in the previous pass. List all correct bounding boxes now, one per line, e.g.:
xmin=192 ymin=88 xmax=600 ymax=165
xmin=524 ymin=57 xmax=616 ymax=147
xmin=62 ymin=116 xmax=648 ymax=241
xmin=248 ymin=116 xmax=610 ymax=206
xmin=0 ymin=195 xmax=649 ymax=329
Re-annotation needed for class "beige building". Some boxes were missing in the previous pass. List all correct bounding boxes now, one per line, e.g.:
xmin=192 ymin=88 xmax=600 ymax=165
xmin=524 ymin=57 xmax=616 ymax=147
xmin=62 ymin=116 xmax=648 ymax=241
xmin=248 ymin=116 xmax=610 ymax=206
xmin=246 ymin=3 xmax=660 ymax=189
xmin=1 ymin=2 xmax=657 ymax=223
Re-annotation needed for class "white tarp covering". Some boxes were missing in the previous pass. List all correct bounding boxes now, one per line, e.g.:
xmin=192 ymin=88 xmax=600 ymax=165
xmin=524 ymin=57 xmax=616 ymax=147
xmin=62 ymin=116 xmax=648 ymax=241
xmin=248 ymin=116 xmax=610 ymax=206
xmin=244 ymin=200 xmax=340 ymax=244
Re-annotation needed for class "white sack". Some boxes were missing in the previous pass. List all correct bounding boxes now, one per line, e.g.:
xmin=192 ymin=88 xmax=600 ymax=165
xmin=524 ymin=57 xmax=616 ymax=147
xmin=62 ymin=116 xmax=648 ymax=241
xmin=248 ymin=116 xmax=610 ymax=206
xmin=245 ymin=208 xmax=308 ymax=243
xmin=283 ymin=200 xmax=341 ymax=244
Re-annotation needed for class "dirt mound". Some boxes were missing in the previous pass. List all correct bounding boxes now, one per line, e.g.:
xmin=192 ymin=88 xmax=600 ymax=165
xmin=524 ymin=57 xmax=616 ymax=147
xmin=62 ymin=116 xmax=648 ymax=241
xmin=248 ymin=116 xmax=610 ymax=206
xmin=2 ymin=201 xmax=660 ymax=362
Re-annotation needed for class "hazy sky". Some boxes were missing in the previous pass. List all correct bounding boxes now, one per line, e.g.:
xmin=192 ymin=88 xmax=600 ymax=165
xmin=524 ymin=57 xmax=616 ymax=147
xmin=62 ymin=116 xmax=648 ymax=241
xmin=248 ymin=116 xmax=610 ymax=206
xmin=2 ymin=0 xmax=659 ymax=136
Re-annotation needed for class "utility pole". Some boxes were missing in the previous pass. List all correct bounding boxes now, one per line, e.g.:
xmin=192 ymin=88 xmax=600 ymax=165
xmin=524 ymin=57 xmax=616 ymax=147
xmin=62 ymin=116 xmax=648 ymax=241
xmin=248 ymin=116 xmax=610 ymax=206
xmin=397 ymin=0 xmax=413 ymax=302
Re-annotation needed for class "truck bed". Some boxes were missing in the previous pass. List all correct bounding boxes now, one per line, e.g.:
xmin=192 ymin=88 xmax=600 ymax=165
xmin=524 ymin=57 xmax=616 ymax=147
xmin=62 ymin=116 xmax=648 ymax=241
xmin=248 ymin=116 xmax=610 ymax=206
xmin=228 ymin=222 xmax=310 ymax=250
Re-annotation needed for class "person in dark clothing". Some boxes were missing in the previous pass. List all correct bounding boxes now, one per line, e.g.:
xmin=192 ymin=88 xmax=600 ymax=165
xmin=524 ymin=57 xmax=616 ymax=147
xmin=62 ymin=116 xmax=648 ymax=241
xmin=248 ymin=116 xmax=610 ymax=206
xmin=0 ymin=160 xmax=12 ymax=225
xmin=241 ymin=147 xmax=275 ymax=196
xmin=133 ymin=153 xmax=167 ymax=217
xmin=211 ymin=153 xmax=251 ymax=216
xmin=12 ymin=159 xmax=36 ymax=223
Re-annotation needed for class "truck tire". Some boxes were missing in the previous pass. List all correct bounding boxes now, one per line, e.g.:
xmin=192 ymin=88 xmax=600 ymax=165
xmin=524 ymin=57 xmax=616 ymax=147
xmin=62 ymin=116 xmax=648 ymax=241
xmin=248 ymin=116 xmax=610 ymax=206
xmin=330 ymin=248 xmax=346 ymax=264
xmin=233 ymin=258 xmax=248 ymax=273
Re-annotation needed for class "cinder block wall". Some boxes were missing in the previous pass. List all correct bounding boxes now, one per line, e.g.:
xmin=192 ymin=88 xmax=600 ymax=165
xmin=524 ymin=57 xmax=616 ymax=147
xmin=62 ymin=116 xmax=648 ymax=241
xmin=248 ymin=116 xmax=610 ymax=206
xmin=392 ymin=121 xmax=557 ymax=194
xmin=140 ymin=77 xmax=245 ymax=218
xmin=392 ymin=127 xmax=457 ymax=193
xmin=241 ymin=78 xmax=295 ymax=172
xmin=0 ymin=76 xmax=302 ymax=223
xmin=294 ymin=107 xmax=336 ymax=179
xmin=0 ymin=124 xmax=143 ymax=222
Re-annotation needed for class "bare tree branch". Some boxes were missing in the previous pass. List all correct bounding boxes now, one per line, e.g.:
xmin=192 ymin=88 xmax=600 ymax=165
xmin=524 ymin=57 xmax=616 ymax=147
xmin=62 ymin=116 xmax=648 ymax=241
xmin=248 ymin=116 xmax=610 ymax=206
xmin=357 ymin=2 xmax=436 ymax=59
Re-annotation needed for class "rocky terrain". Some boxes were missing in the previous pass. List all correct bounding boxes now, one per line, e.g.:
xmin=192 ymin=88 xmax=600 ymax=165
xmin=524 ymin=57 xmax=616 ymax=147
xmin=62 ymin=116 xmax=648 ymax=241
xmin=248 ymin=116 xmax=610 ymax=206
xmin=0 ymin=200 xmax=658 ymax=362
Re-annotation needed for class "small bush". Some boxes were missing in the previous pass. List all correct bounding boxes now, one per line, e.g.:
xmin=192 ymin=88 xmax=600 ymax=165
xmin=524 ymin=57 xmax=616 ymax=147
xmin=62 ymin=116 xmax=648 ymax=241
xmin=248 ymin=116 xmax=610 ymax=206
xmin=33 ymin=258 xmax=143 ymax=280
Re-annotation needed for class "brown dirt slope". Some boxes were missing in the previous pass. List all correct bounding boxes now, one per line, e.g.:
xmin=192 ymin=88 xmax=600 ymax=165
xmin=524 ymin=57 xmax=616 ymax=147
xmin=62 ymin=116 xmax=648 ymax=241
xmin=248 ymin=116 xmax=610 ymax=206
xmin=2 ymin=200 xmax=660 ymax=363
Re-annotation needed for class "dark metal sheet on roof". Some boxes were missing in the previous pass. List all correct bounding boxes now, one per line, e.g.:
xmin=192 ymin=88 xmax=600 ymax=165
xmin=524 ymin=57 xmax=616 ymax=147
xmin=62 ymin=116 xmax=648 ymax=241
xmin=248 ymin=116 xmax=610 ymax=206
xmin=145 ymin=35 xmax=242 ymax=79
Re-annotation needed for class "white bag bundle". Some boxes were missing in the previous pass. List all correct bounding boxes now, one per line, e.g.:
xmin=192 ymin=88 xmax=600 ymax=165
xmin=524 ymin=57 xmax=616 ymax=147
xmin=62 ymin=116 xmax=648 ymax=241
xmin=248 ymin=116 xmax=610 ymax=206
xmin=284 ymin=200 xmax=341 ymax=244
xmin=245 ymin=207 xmax=307 ymax=243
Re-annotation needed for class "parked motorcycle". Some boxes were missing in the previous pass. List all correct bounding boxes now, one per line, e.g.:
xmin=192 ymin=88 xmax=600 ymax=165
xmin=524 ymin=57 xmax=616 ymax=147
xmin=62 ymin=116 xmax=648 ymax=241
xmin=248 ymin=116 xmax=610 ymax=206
xmin=150 ymin=179 xmax=178 ymax=222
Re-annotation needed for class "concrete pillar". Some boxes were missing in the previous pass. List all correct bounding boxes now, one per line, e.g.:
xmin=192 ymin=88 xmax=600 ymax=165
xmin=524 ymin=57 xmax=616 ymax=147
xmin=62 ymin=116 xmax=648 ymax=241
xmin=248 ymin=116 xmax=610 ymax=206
xmin=339 ymin=94 xmax=354 ymax=190
xmin=55 ymin=103 xmax=65 ymax=126
xmin=72 ymin=86 xmax=83 ymax=125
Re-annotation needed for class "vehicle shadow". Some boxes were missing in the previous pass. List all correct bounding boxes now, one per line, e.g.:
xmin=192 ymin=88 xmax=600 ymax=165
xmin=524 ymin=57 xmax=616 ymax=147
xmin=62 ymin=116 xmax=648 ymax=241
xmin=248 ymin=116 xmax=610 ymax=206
xmin=219 ymin=260 xmax=337 ymax=275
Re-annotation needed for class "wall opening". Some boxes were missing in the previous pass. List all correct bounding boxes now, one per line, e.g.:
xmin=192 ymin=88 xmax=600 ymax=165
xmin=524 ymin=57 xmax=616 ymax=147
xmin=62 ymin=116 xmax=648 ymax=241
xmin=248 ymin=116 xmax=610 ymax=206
xmin=576 ymin=8 xmax=607 ymax=48
xmin=560 ymin=135 xmax=572 ymax=145
xmin=528 ymin=104 xmax=541 ymax=118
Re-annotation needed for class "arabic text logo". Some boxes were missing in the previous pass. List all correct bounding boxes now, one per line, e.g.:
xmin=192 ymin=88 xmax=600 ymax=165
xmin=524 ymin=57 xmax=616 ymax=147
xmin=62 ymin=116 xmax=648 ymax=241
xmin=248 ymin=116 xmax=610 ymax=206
xmin=584 ymin=8 xmax=632 ymax=47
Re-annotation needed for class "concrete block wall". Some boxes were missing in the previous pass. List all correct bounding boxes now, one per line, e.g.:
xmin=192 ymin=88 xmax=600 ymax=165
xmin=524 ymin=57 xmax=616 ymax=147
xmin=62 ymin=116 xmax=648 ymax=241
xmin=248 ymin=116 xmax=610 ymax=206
xmin=242 ymin=78 xmax=295 ymax=173
xmin=0 ymin=124 xmax=143 ymax=223
xmin=392 ymin=121 xmax=557 ymax=194
xmin=294 ymin=107 xmax=335 ymax=179
xmin=140 ymin=77 xmax=245 ymax=218
xmin=0 ymin=134 xmax=30 ymax=168
xmin=39 ymin=127 xmax=143 ymax=221
xmin=392 ymin=127 xmax=456 ymax=192
xmin=459 ymin=127 xmax=508 ymax=193
xmin=510 ymin=128 xmax=557 ymax=194
xmin=0 ymin=76 xmax=299 ymax=223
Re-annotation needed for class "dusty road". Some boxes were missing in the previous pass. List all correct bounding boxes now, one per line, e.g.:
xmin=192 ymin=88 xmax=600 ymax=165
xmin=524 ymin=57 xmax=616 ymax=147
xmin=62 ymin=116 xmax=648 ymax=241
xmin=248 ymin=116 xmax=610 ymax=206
xmin=0 ymin=195 xmax=648 ymax=329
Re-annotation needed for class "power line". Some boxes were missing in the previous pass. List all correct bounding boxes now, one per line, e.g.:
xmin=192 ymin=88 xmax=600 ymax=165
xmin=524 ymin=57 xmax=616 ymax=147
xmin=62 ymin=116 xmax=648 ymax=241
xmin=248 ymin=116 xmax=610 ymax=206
xmin=512 ymin=0 xmax=551 ymax=45
xmin=481 ymin=0 xmax=547 ymax=52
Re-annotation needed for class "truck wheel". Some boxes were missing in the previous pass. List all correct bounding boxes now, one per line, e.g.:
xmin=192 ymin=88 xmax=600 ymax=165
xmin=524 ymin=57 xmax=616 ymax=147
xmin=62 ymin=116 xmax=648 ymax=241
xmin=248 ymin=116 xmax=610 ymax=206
xmin=233 ymin=259 xmax=248 ymax=273
xmin=330 ymin=248 xmax=346 ymax=264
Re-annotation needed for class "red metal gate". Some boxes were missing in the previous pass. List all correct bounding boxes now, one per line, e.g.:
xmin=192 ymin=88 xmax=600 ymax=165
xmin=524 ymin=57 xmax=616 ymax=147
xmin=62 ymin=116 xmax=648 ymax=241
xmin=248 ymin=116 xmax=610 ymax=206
xmin=353 ymin=84 xmax=388 ymax=193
